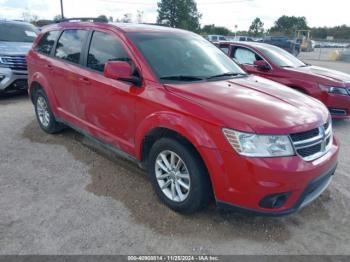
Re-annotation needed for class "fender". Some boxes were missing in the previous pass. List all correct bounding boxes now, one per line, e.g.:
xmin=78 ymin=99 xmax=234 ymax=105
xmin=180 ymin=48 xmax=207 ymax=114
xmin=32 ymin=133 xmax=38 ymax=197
xmin=134 ymin=111 xmax=219 ymax=160
xmin=29 ymin=71 xmax=60 ymax=117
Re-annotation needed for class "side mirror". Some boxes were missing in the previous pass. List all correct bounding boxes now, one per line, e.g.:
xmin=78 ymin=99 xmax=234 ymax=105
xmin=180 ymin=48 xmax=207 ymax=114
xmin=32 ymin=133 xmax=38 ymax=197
xmin=254 ymin=60 xmax=271 ymax=71
xmin=104 ymin=61 xmax=141 ymax=86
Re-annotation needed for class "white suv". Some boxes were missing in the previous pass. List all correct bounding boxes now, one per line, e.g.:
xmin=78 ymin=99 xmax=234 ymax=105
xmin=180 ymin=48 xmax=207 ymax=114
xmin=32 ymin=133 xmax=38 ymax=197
xmin=0 ymin=20 xmax=38 ymax=94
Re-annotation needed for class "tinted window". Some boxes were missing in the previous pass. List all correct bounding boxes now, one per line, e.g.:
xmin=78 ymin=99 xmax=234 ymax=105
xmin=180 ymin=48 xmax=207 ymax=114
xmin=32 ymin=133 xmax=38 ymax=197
xmin=87 ymin=31 xmax=130 ymax=72
xmin=128 ymin=32 xmax=245 ymax=82
xmin=35 ymin=31 xmax=59 ymax=55
xmin=55 ymin=30 xmax=88 ymax=64
xmin=0 ymin=22 xmax=38 ymax=42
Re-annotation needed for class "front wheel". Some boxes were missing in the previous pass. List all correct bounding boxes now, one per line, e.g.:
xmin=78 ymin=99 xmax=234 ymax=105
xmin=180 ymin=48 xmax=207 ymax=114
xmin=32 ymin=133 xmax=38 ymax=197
xmin=148 ymin=138 xmax=212 ymax=213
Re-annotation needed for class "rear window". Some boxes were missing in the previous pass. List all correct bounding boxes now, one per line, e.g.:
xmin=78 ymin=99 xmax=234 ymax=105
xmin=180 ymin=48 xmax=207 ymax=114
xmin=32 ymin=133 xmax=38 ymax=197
xmin=0 ymin=22 xmax=38 ymax=42
xmin=35 ymin=31 xmax=59 ymax=55
xmin=55 ymin=29 xmax=88 ymax=64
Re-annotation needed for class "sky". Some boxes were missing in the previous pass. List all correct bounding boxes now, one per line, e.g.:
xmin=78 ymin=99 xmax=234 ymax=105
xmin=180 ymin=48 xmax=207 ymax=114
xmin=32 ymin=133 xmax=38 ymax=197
xmin=0 ymin=0 xmax=349 ymax=31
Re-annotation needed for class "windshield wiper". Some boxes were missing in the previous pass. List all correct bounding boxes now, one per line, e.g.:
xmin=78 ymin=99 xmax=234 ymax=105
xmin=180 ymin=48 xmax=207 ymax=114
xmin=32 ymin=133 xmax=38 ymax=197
xmin=299 ymin=63 xmax=311 ymax=67
xmin=159 ymin=75 xmax=204 ymax=81
xmin=206 ymin=72 xmax=247 ymax=80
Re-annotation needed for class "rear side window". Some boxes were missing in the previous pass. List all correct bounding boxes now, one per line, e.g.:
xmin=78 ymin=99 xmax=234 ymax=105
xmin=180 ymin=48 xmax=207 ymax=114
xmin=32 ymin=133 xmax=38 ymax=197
xmin=87 ymin=31 xmax=130 ymax=72
xmin=55 ymin=29 xmax=88 ymax=64
xmin=35 ymin=31 xmax=59 ymax=55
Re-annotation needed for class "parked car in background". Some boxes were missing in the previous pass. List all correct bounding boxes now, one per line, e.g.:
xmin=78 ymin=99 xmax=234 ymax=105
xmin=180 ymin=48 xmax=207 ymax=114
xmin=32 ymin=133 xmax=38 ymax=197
xmin=27 ymin=21 xmax=338 ymax=216
xmin=205 ymin=35 xmax=227 ymax=42
xmin=0 ymin=20 xmax=38 ymax=94
xmin=218 ymin=42 xmax=350 ymax=118
xmin=260 ymin=36 xmax=300 ymax=56
xmin=230 ymin=35 xmax=255 ymax=42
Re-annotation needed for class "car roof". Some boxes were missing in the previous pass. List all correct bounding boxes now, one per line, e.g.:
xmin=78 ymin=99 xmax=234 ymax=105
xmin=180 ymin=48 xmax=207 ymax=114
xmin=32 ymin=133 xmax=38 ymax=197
xmin=223 ymin=41 xmax=277 ymax=49
xmin=42 ymin=22 xmax=191 ymax=34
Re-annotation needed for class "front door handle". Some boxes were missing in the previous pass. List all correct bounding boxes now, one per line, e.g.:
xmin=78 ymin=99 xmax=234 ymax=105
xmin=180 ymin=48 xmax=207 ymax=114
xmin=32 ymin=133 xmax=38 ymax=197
xmin=45 ymin=64 xmax=54 ymax=71
xmin=79 ymin=77 xmax=91 ymax=85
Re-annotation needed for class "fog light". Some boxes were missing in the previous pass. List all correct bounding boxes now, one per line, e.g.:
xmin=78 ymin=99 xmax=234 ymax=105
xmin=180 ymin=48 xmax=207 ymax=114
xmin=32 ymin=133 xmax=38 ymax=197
xmin=259 ymin=192 xmax=291 ymax=209
xmin=0 ymin=74 xmax=4 ymax=82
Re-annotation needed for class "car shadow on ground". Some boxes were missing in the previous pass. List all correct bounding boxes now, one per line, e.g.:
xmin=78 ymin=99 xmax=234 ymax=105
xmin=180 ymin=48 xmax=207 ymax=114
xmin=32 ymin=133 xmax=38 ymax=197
xmin=0 ymin=93 xmax=29 ymax=105
xmin=22 ymin=118 xmax=341 ymax=244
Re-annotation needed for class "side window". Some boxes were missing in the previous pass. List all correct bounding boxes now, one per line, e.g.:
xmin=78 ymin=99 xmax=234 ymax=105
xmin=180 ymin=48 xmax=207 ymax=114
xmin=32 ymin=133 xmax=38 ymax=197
xmin=87 ymin=31 xmax=130 ymax=72
xmin=35 ymin=31 xmax=59 ymax=55
xmin=55 ymin=29 xmax=88 ymax=64
xmin=233 ymin=47 xmax=262 ymax=65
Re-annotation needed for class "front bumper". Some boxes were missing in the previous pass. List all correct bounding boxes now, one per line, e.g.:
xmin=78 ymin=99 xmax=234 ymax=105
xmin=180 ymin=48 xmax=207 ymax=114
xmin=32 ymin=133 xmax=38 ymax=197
xmin=0 ymin=67 xmax=28 ymax=93
xmin=200 ymin=136 xmax=339 ymax=216
xmin=217 ymin=162 xmax=337 ymax=216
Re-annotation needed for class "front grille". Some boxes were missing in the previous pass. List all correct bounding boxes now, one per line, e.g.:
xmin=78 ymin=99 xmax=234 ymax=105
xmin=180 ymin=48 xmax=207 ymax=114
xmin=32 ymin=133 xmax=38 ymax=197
xmin=290 ymin=121 xmax=332 ymax=161
xmin=329 ymin=108 xmax=347 ymax=116
xmin=0 ymin=55 xmax=27 ymax=71
xmin=290 ymin=128 xmax=319 ymax=142
xmin=297 ymin=144 xmax=322 ymax=157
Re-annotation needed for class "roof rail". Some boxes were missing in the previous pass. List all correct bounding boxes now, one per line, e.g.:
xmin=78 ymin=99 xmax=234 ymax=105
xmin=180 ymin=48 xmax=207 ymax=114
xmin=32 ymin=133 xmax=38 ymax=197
xmin=141 ymin=23 xmax=170 ymax=27
xmin=57 ymin=17 xmax=108 ymax=23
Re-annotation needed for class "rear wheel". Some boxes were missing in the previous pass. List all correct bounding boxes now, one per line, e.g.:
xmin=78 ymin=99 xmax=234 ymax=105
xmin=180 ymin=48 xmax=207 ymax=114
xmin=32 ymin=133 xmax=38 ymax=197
xmin=148 ymin=137 xmax=212 ymax=213
xmin=34 ymin=89 xmax=64 ymax=134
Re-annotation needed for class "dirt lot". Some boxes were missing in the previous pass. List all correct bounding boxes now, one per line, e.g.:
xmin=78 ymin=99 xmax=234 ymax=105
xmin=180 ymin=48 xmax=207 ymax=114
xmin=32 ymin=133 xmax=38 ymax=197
xmin=0 ymin=60 xmax=350 ymax=255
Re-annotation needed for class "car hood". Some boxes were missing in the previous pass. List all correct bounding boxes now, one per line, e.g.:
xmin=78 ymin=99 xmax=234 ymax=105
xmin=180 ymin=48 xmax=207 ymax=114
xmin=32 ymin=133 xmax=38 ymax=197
xmin=0 ymin=41 xmax=32 ymax=55
xmin=164 ymin=75 xmax=329 ymax=134
xmin=286 ymin=65 xmax=350 ymax=84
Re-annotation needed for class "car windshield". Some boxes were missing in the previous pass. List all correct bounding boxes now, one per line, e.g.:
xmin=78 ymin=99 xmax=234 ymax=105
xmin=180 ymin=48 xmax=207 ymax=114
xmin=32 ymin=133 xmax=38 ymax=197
xmin=0 ymin=22 xmax=38 ymax=42
xmin=128 ymin=32 xmax=246 ymax=82
xmin=257 ymin=45 xmax=306 ymax=68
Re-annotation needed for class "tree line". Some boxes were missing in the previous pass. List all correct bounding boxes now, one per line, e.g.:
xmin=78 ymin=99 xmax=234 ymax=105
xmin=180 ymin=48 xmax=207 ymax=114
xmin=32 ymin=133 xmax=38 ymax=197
xmin=157 ymin=1 xmax=350 ymax=40
xmin=30 ymin=0 xmax=350 ymax=40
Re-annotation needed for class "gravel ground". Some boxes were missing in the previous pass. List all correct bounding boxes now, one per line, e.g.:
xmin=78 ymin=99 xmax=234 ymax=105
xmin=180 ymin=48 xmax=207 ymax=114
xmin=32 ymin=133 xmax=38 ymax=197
xmin=0 ymin=60 xmax=349 ymax=255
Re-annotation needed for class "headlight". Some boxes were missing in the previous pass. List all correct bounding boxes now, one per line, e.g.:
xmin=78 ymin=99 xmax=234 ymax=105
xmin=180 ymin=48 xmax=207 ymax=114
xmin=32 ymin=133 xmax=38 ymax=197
xmin=319 ymin=84 xmax=349 ymax=96
xmin=222 ymin=129 xmax=294 ymax=157
xmin=0 ymin=56 xmax=6 ymax=67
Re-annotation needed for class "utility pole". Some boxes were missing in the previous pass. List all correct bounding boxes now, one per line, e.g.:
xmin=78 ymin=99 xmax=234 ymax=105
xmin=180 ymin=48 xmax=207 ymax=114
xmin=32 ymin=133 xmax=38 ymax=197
xmin=60 ymin=0 xmax=64 ymax=19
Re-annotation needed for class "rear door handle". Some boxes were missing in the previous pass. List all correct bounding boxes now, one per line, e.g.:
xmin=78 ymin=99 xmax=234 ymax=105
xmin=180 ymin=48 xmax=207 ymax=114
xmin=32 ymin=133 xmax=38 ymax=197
xmin=79 ymin=77 xmax=91 ymax=85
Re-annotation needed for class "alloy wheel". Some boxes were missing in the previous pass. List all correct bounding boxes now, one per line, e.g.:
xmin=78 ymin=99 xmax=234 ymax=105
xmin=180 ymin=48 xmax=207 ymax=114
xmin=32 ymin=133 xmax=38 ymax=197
xmin=155 ymin=150 xmax=191 ymax=202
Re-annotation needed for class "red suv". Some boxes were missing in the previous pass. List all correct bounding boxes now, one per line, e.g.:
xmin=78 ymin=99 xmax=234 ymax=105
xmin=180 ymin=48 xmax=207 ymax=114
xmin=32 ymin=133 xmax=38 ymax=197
xmin=27 ymin=20 xmax=339 ymax=215
xmin=217 ymin=42 xmax=350 ymax=118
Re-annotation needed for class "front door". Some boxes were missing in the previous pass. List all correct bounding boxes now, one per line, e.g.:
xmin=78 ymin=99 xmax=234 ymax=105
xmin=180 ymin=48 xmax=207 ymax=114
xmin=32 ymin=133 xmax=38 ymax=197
xmin=76 ymin=30 xmax=139 ymax=155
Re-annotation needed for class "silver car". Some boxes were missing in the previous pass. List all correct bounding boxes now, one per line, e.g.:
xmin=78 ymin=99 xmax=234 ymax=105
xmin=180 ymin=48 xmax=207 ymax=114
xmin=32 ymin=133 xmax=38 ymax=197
xmin=0 ymin=20 xmax=38 ymax=94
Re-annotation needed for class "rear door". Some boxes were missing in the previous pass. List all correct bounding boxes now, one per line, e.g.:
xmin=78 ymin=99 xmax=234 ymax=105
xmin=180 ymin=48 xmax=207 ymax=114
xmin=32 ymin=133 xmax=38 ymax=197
xmin=51 ymin=29 xmax=89 ymax=120
xmin=75 ymin=30 xmax=138 ymax=155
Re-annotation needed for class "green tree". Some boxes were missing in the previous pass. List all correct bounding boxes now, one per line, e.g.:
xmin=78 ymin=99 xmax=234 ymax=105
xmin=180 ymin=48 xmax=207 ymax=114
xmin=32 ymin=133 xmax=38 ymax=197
xmin=97 ymin=15 xmax=109 ymax=22
xmin=157 ymin=0 xmax=202 ymax=32
xmin=270 ymin=15 xmax=308 ymax=36
xmin=53 ymin=14 xmax=63 ymax=22
xmin=201 ymin=24 xmax=233 ymax=35
xmin=248 ymin=17 xmax=264 ymax=36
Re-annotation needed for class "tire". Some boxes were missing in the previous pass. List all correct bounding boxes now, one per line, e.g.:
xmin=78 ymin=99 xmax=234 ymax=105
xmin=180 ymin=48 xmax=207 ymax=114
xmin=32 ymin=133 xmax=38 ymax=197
xmin=148 ymin=137 xmax=212 ymax=214
xmin=34 ymin=89 xmax=64 ymax=134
